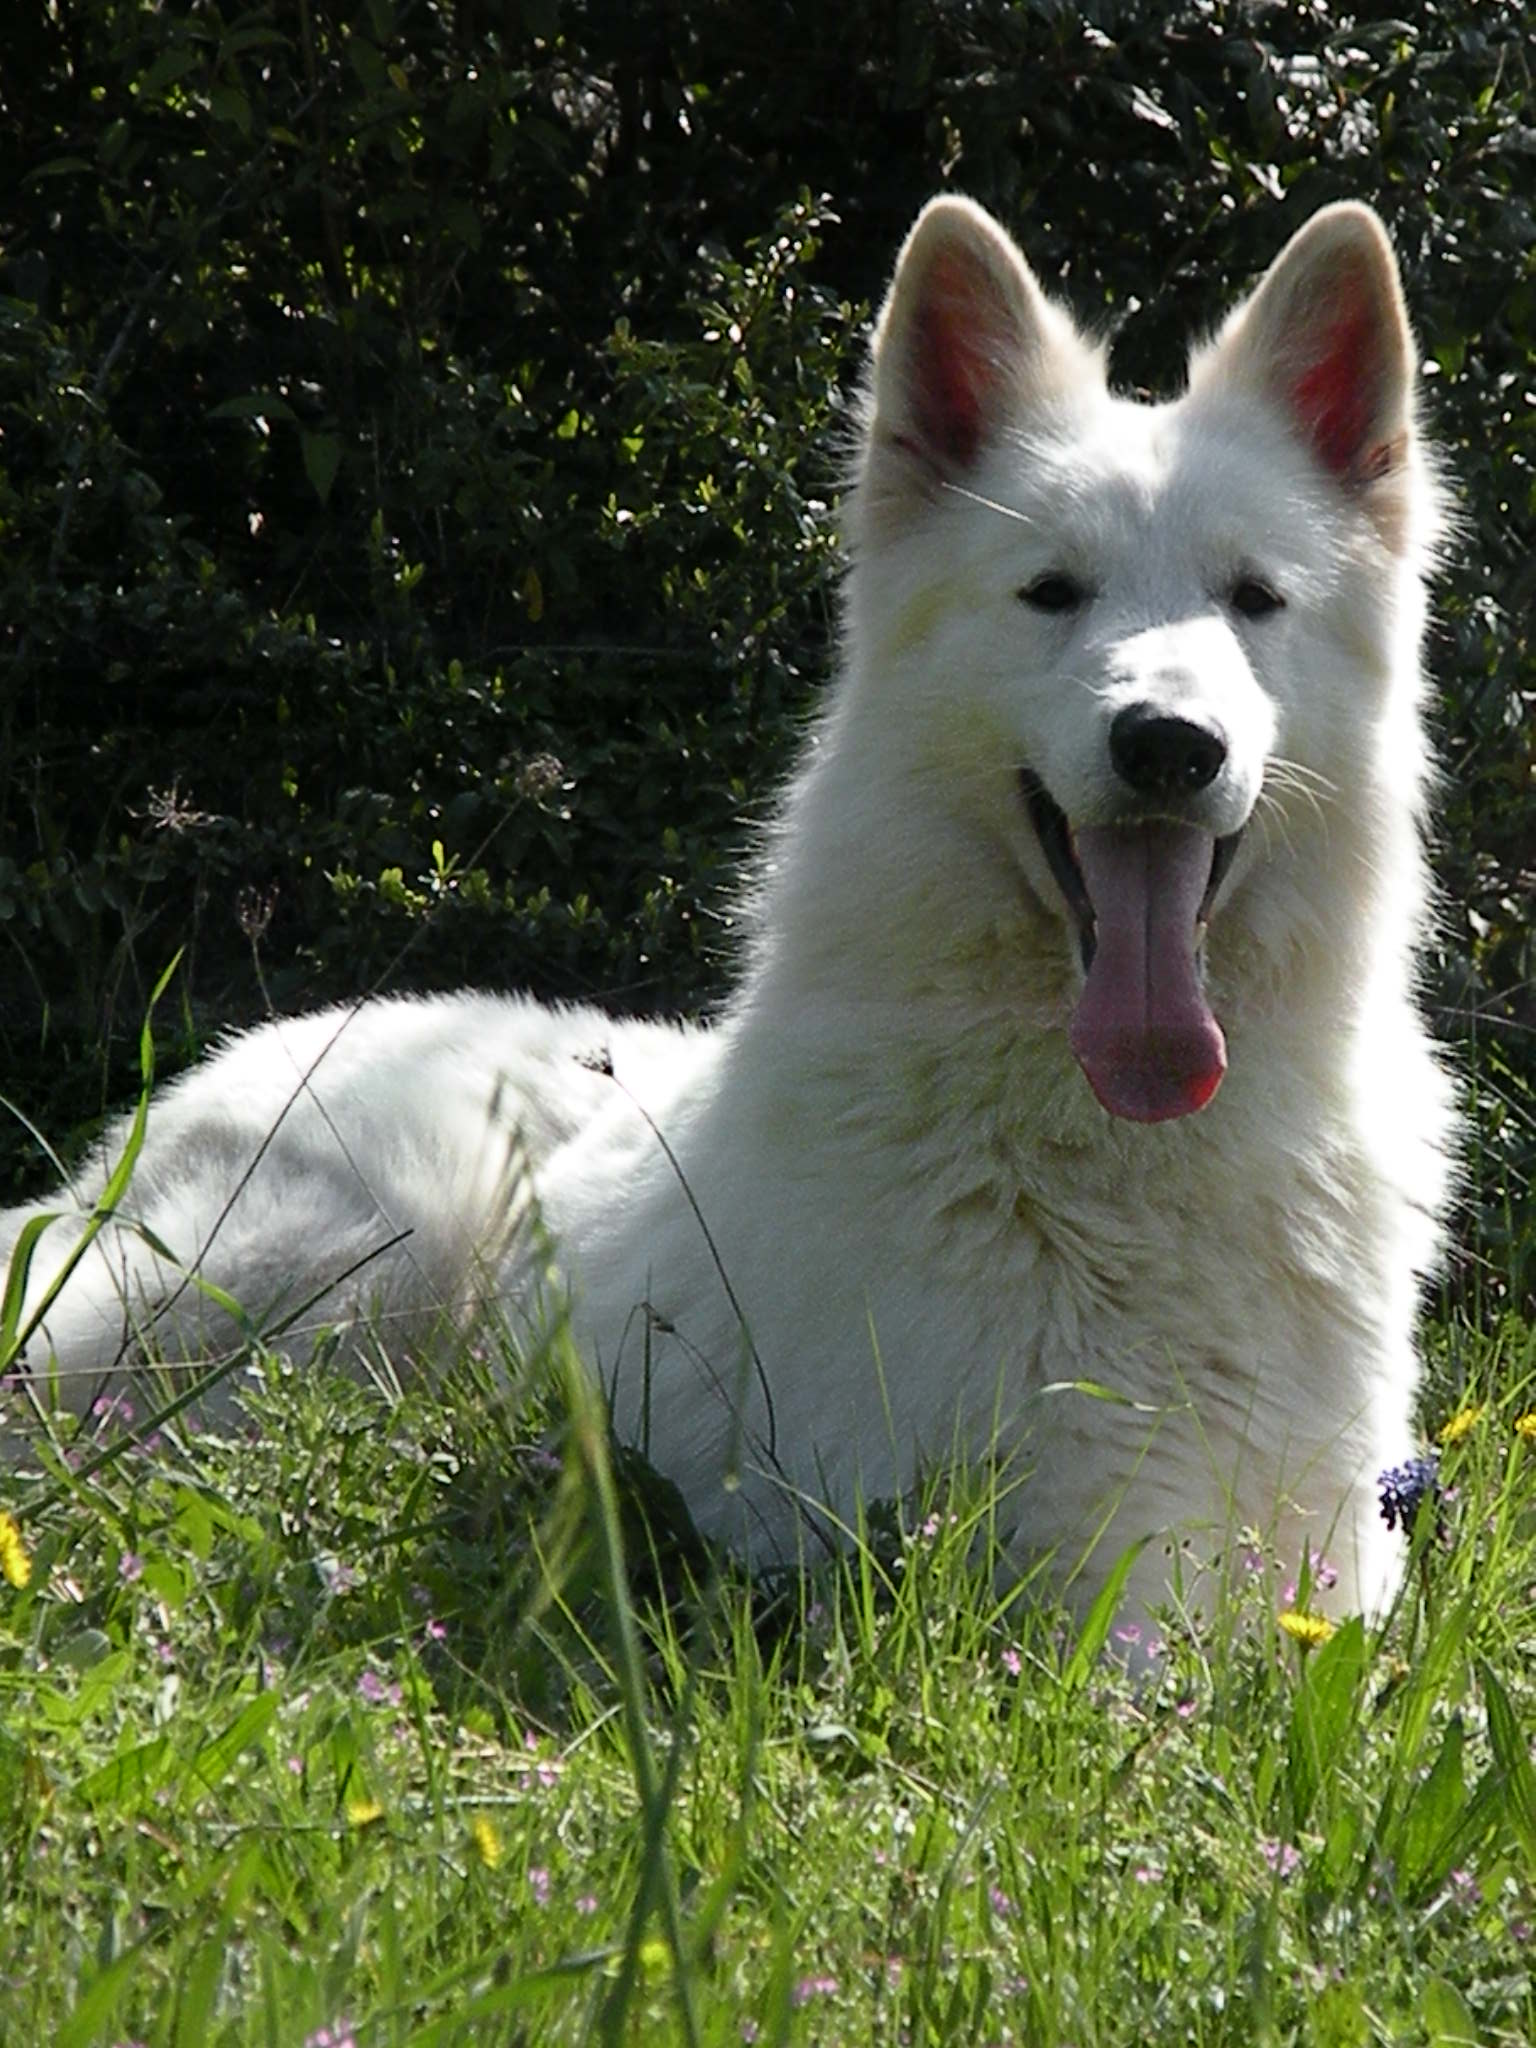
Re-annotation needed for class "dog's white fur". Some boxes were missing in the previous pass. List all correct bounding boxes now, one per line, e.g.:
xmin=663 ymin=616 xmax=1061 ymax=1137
xmin=2 ymin=198 xmax=1455 ymax=1621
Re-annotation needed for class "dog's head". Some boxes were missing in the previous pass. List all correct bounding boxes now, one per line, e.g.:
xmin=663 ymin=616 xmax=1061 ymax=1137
xmin=847 ymin=195 xmax=1437 ymax=1123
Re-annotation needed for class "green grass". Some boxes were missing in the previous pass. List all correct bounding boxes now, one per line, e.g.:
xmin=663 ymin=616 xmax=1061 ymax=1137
xmin=1 ymin=1296 xmax=1533 ymax=2048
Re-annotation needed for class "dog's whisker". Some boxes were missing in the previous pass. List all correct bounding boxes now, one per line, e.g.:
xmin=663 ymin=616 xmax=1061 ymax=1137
xmin=937 ymin=478 xmax=1035 ymax=525
xmin=1268 ymin=754 xmax=1337 ymax=797
xmin=1262 ymin=772 xmax=1328 ymax=834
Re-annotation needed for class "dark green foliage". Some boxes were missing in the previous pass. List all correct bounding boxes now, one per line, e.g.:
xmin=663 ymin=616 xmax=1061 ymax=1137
xmin=0 ymin=2 xmax=1530 ymax=1290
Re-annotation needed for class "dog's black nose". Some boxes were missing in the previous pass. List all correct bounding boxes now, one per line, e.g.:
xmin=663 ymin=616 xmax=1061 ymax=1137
xmin=1109 ymin=706 xmax=1227 ymax=798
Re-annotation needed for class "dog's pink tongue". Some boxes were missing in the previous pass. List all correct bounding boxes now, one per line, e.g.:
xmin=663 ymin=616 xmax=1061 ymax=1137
xmin=1069 ymin=823 xmax=1226 ymax=1123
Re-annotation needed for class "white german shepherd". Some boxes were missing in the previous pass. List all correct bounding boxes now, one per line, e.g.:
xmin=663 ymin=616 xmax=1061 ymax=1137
xmin=3 ymin=197 xmax=1455 ymax=1623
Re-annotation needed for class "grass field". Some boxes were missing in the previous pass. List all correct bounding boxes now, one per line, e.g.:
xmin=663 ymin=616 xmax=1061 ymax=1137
xmin=2 ymin=1193 xmax=1533 ymax=2043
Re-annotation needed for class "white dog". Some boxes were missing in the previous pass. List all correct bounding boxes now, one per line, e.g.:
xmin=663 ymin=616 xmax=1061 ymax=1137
xmin=3 ymin=196 xmax=1455 ymax=1622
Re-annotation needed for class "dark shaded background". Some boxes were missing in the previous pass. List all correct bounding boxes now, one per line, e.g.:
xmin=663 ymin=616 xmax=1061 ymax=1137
xmin=0 ymin=0 xmax=1530 ymax=1302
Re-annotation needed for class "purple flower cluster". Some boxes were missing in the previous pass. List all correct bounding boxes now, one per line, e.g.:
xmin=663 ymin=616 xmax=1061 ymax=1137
xmin=791 ymin=1973 xmax=839 ymax=2007
xmin=304 ymin=2024 xmax=355 ymax=2048
xmin=1262 ymin=1839 xmax=1301 ymax=1880
xmin=1377 ymin=1452 xmax=1443 ymax=1537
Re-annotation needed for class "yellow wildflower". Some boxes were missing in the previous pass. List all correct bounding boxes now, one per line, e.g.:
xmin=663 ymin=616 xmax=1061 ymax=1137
xmin=0 ymin=1511 xmax=31 ymax=1590
xmin=1513 ymin=1412 xmax=1536 ymax=1443
xmin=345 ymin=1793 xmax=386 ymax=1828
xmin=1278 ymin=1608 xmax=1336 ymax=1648
xmin=470 ymin=1813 xmax=503 ymax=1870
xmin=1438 ymin=1403 xmax=1488 ymax=1447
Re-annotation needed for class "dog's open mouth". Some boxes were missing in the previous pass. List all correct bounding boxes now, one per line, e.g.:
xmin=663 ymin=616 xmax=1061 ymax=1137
xmin=1020 ymin=769 xmax=1241 ymax=1124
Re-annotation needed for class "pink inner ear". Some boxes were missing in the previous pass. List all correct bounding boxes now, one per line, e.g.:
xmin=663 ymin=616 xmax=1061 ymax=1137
xmin=1290 ymin=296 xmax=1383 ymax=479
xmin=908 ymin=250 xmax=1001 ymax=472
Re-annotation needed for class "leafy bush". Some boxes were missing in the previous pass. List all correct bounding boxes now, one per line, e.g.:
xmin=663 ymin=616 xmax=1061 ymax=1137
xmin=0 ymin=1 xmax=1530 ymax=1292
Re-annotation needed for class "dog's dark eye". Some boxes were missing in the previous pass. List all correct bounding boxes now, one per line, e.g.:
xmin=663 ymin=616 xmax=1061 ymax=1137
xmin=1018 ymin=574 xmax=1085 ymax=615
xmin=1230 ymin=577 xmax=1284 ymax=620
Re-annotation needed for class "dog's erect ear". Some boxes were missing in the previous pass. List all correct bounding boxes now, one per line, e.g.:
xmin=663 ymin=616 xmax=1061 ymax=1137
xmin=863 ymin=197 xmax=1099 ymax=511
xmin=1193 ymin=203 xmax=1417 ymax=518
